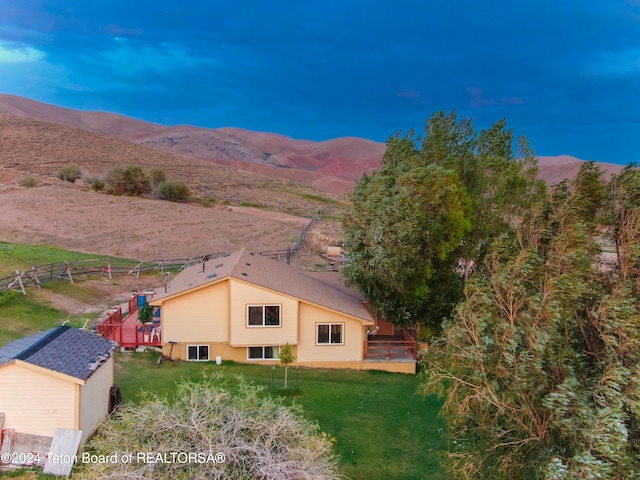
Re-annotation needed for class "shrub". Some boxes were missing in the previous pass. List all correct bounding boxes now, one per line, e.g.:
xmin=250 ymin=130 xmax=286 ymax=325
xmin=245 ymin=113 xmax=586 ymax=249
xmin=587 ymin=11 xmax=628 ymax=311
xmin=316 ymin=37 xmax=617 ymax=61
xmin=137 ymin=301 xmax=154 ymax=324
xmin=19 ymin=176 xmax=37 ymax=188
xmin=105 ymin=165 xmax=151 ymax=196
xmin=76 ymin=375 xmax=341 ymax=479
xmin=84 ymin=176 xmax=105 ymax=192
xmin=149 ymin=167 xmax=167 ymax=186
xmin=157 ymin=180 xmax=192 ymax=202
xmin=0 ymin=290 xmax=18 ymax=306
xmin=55 ymin=164 xmax=82 ymax=183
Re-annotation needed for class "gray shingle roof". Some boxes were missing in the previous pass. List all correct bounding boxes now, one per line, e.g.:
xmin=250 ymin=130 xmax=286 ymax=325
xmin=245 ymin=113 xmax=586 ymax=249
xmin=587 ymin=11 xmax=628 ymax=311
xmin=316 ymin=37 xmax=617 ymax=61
xmin=152 ymin=249 xmax=374 ymax=322
xmin=0 ymin=329 xmax=53 ymax=364
xmin=0 ymin=325 xmax=118 ymax=380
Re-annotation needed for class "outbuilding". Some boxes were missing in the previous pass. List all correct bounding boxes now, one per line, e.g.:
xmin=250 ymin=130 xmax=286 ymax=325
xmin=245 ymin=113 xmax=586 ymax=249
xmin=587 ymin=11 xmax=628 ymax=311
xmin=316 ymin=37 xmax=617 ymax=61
xmin=0 ymin=325 xmax=118 ymax=444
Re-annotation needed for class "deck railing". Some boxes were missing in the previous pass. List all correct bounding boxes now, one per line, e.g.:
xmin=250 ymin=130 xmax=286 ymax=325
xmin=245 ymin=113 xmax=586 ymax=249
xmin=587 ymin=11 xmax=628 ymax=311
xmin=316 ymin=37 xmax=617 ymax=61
xmin=364 ymin=331 xmax=417 ymax=360
xmin=96 ymin=306 xmax=124 ymax=345
xmin=128 ymin=296 xmax=139 ymax=315
xmin=135 ymin=322 xmax=162 ymax=347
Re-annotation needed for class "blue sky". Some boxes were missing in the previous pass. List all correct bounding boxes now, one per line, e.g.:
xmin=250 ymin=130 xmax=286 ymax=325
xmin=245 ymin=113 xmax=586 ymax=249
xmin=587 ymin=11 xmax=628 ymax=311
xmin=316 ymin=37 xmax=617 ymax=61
xmin=1 ymin=1 xmax=639 ymax=165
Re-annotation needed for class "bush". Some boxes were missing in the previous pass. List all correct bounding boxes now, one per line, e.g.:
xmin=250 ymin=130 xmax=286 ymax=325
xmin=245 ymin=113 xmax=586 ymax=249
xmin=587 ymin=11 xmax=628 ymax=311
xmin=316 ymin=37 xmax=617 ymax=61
xmin=157 ymin=180 xmax=192 ymax=202
xmin=137 ymin=301 xmax=154 ymax=323
xmin=84 ymin=176 xmax=105 ymax=192
xmin=76 ymin=375 xmax=341 ymax=479
xmin=55 ymin=164 xmax=82 ymax=183
xmin=105 ymin=165 xmax=151 ymax=196
xmin=149 ymin=167 xmax=167 ymax=186
xmin=19 ymin=176 xmax=37 ymax=188
xmin=0 ymin=290 xmax=18 ymax=306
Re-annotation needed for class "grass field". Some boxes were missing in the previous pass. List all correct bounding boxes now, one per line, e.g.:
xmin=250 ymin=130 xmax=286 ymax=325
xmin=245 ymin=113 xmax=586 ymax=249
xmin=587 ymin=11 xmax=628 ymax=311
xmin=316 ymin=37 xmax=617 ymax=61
xmin=0 ymin=241 xmax=123 ymax=279
xmin=115 ymin=352 xmax=450 ymax=480
xmin=0 ymin=242 xmax=161 ymax=347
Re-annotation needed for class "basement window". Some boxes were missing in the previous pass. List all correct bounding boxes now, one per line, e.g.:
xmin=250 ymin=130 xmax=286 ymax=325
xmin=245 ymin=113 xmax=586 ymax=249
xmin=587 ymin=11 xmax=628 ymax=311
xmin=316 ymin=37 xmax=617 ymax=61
xmin=187 ymin=344 xmax=210 ymax=361
xmin=247 ymin=346 xmax=280 ymax=360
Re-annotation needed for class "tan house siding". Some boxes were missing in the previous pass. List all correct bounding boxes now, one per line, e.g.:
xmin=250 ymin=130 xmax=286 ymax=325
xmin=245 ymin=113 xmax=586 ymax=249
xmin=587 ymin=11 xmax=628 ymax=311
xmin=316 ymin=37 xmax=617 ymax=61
xmin=79 ymin=356 xmax=114 ymax=443
xmin=0 ymin=363 xmax=76 ymax=437
xmin=297 ymin=303 xmax=365 ymax=363
xmin=228 ymin=279 xmax=298 ymax=347
xmin=150 ymin=250 xmax=416 ymax=373
xmin=161 ymin=281 xmax=230 ymax=343
xmin=161 ymin=343 xmax=242 ymax=362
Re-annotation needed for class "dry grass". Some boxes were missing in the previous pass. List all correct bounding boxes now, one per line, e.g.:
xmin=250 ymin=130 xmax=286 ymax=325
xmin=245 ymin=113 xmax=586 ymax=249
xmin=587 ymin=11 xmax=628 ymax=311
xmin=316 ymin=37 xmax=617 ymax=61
xmin=0 ymin=115 xmax=348 ymax=259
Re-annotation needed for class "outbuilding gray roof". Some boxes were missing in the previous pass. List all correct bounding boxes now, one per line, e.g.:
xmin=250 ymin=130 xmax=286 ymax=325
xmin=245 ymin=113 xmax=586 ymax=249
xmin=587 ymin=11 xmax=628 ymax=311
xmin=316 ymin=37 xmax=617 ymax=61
xmin=152 ymin=249 xmax=374 ymax=322
xmin=0 ymin=325 xmax=118 ymax=380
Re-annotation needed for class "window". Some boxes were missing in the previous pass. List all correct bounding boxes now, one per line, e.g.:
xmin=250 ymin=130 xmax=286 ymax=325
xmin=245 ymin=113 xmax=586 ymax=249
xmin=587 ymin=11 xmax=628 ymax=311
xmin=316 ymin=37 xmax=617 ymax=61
xmin=187 ymin=345 xmax=209 ymax=361
xmin=247 ymin=305 xmax=281 ymax=327
xmin=247 ymin=346 xmax=280 ymax=360
xmin=317 ymin=323 xmax=344 ymax=345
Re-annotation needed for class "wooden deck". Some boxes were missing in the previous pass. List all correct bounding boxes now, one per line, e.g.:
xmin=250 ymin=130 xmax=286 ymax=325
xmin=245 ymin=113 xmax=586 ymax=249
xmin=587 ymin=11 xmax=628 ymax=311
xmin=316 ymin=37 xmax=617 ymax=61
xmin=97 ymin=296 xmax=161 ymax=349
xmin=363 ymin=331 xmax=417 ymax=362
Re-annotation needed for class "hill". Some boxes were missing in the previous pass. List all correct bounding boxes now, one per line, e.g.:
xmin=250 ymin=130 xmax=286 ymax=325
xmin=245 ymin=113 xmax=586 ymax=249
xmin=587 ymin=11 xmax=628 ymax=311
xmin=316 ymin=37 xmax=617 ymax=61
xmin=0 ymin=94 xmax=382 ymax=195
xmin=0 ymin=114 xmax=346 ymax=259
xmin=0 ymin=94 xmax=627 ymax=193
xmin=0 ymin=95 xmax=628 ymax=261
xmin=537 ymin=155 xmax=623 ymax=183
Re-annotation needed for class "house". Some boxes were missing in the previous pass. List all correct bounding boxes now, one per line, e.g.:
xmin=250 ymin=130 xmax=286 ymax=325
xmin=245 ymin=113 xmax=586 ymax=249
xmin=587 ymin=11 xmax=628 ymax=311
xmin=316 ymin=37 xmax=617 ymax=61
xmin=150 ymin=249 xmax=416 ymax=373
xmin=0 ymin=325 xmax=118 ymax=444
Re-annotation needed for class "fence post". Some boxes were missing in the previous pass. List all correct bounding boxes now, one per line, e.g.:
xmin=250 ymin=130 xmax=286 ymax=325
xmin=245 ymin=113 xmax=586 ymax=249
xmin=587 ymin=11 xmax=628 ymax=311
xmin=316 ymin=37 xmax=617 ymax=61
xmin=65 ymin=263 xmax=74 ymax=284
xmin=271 ymin=365 xmax=276 ymax=391
xmin=31 ymin=266 xmax=41 ymax=289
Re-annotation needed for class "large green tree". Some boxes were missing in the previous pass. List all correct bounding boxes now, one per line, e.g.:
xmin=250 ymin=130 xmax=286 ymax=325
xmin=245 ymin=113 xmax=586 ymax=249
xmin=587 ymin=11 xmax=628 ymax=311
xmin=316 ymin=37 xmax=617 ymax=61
xmin=343 ymin=111 xmax=544 ymax=328
xmin=421 ymin=111 xmax=545 ymax=272
xmin=343 ymin=157 xmax=471 ymax=327
xmin=421 ymin=166 xmax=640 ymax=479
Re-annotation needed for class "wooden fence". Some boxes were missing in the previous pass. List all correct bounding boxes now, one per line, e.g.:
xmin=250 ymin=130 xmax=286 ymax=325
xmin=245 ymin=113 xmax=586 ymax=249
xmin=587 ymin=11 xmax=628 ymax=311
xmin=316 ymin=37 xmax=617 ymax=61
xmin=260 ymin=214 xmax=321 ymax=262
xmin=2 ymin=213 xmax=322 ymax=294
xmin=0 ymin=252 xmax=227 ymax=295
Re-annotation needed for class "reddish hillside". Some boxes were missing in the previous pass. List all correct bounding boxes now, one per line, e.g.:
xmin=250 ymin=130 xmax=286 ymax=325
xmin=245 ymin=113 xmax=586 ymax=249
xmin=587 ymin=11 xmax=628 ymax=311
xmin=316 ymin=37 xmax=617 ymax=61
xmin=0 ymin=94 xmax=164 ymax=140
xmin=0 ymin=95 xmax=383 ymax=194
xmin=537 ymin=155 xmax=624 ymax=184
xmin=0 ymin=95 xmax=626 ymax=193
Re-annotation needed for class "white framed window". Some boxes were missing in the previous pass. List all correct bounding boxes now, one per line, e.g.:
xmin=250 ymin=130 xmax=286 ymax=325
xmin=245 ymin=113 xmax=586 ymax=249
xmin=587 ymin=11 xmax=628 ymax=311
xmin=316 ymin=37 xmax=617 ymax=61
xmin=317 ymin=323 xmax=344 ymax=345
xmin=187 ymin=344 xmax=210 ymax=361
xmin=247 ymin=305 xmax=281 ymax=327
xmin=247 ymin=346 xmax=280 ymax=360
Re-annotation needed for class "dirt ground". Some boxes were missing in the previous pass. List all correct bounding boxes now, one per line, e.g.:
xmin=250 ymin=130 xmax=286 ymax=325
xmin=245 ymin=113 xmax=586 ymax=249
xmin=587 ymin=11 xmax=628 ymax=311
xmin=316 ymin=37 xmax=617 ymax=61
xmin=0 ymin=185 xmax=309 ymax=260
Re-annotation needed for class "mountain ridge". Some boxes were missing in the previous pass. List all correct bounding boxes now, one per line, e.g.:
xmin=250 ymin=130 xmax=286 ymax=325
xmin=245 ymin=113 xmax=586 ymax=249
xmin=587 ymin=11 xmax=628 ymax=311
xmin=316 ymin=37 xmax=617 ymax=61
xmin=0 ymin=94 xmax=625 ymax=192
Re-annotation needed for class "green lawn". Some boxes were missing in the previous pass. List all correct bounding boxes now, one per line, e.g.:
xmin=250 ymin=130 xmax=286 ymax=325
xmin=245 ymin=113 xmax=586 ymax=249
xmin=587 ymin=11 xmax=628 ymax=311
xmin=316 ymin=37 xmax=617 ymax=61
xmin=116 ymin=352 xmax=450 ymax=480
xmin=0 ymin=242 xmax=157 ymax=347
xmin=0 ymin=241 xmax=121 ymax=279
xmin=0 ymin=292 xmax=66 ymax=346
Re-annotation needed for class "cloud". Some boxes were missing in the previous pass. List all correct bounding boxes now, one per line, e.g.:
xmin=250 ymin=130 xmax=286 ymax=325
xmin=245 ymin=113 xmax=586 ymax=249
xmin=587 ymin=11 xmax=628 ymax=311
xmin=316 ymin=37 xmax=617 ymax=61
xmin=591 ymin=47 xmax=640 ymax=74
xmin=102 ymin=24 xmax=144 ymax=38
xmin=466 ymin=87 xmax=524 ymax=109
xmin=0 ymin=41 xmax=43 ymax=64
xmin=396 ymin=88 xmax=421 ymax=100
xmin=98 ymin=38 xmax=221 ymax=77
